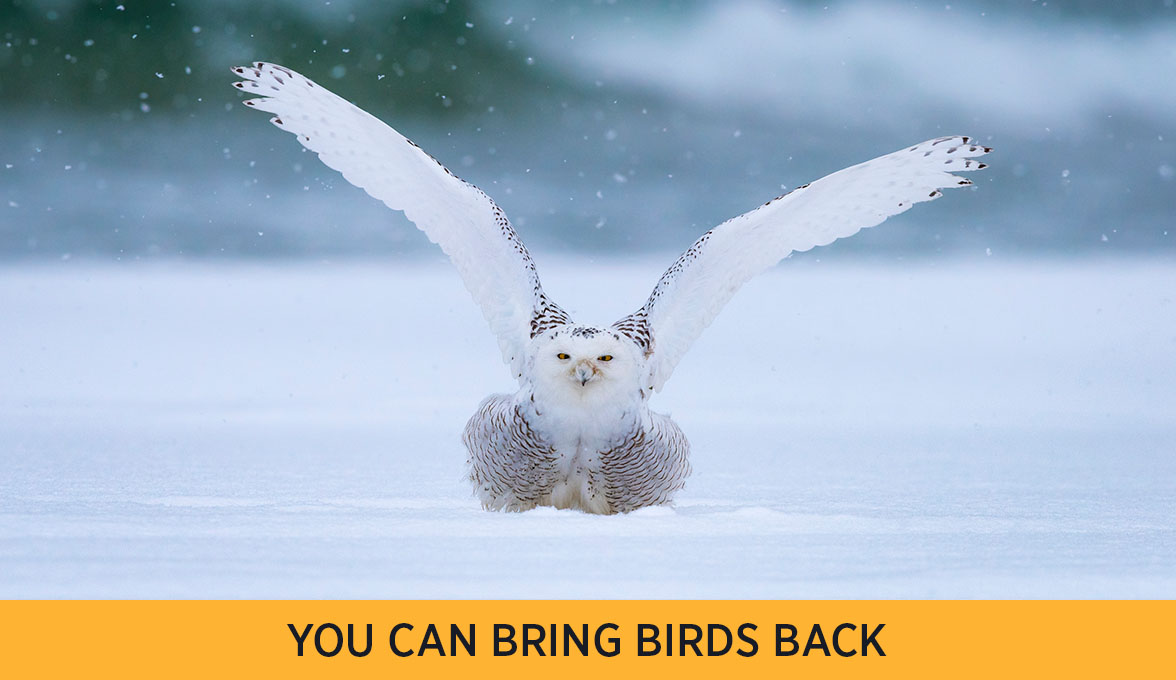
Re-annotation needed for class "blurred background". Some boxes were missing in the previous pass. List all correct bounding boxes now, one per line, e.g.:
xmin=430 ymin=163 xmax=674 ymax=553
xmin=2 ymin=0 xmax=1173 ymax=261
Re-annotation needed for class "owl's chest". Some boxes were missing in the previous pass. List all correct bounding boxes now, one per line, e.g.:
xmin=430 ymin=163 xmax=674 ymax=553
xmin=528 ymin=396 xmax=637 ymax=453
xmin=546 ymin=438 xmax=611 ymax=514
xmin=523 ymin=397 xmax=642 ymax=513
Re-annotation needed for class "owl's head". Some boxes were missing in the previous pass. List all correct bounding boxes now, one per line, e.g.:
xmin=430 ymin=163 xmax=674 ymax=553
xmin=529 ymin=326 xmax=643 ymax=401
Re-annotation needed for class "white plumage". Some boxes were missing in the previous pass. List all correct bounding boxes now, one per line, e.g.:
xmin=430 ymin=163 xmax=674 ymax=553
xmin=233 ymin=62 xmax=991 ymax=514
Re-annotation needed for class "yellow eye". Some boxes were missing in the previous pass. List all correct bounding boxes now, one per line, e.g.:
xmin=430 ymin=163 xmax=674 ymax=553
xmin=557 ymin=353 xmax=570 ymax=360
xmin=598 ymin=355 xmax=613 ymax=362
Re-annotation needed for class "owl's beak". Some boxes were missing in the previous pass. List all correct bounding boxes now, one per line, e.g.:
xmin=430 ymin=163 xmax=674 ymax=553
xmin=574 ymin=360 xmax=597 ymax=386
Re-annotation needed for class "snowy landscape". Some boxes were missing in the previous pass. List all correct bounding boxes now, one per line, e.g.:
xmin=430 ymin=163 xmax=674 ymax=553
xmin=3 ymin=259 xmax=1173 ymax=598
xmin=2 ymin=0 xmax=1173 ymax=599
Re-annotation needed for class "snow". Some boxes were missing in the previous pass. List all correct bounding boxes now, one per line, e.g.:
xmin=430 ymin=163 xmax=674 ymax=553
xmin=1 ymin=259 xmax=1174 ymax=598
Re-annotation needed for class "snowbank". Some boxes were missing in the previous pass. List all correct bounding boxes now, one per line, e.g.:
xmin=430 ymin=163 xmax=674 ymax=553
xmin=1 ymin=258 xmax=1173 ymax=597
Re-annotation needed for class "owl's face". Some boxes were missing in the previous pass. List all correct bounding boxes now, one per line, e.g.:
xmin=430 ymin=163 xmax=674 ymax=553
xmin=529 ymin=326 xmax=642 ymax=400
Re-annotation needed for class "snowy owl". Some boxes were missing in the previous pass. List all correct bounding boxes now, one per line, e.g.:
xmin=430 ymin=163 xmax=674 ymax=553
xmin=232 ymin=62 xmax=990 ymax=515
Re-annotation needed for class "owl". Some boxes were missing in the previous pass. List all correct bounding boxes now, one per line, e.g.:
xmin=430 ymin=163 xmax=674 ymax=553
xmin=233 ymin=62 xmax=990 ymax=514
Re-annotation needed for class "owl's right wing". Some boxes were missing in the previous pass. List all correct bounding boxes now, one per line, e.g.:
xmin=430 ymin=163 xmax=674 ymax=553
xmin=232 ymin=62 xmax=568 ymax=380
xmin=613 ymin=136 xmax=991 ymax=392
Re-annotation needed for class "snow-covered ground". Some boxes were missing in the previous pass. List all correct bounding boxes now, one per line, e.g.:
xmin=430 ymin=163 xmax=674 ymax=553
xmin=1 ymin=258 xmax=1173 ymax=598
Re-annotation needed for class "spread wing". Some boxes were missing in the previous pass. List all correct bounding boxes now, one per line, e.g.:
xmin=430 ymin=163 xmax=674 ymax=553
xmin=232 ymin=62 xmax=569 ymax=380
xmin=613 ymin=136 xmax=991 ymax=391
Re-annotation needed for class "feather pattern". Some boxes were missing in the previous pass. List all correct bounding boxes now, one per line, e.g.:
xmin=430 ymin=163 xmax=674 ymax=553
xmin=232 ymin=62 xmax=567 ymax=380
xmin=463 ymin=393 xmax=690 ymax=513
xmin=613 ymin=136 xmax=991 ymax=391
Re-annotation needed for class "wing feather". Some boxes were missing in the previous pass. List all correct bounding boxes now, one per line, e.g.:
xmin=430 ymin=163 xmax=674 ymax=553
xmin=232 ymin=62 xmax=568 ymax=379
xmin=614 ymin=136 xmax=991 ymax=391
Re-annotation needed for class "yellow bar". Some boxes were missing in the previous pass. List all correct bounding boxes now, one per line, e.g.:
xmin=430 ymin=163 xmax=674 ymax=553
xmin=2 ymin=601 xmax=1172 ymax=678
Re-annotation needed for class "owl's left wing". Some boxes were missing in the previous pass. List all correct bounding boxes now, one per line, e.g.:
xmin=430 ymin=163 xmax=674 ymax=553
xmin=612 ymin=136 xmax=991 ymax=392
xmin=232 ymin=62 xmax=569 ymax=381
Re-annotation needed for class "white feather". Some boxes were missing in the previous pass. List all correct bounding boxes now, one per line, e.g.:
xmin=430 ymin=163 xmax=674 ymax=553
xmin=617 ymin=136 xmax=991 ymax=391
xmin=232 ymin=62 xmax=549 ymax=378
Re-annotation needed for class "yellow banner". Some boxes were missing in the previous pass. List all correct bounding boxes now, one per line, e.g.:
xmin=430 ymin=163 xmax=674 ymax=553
xmin=2 ymin=600 xmax=1171 ymax=678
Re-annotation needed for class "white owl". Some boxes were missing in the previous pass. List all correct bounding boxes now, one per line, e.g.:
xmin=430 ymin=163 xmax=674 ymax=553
xmin=233 ymin=62 xmax=990 ymax=514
